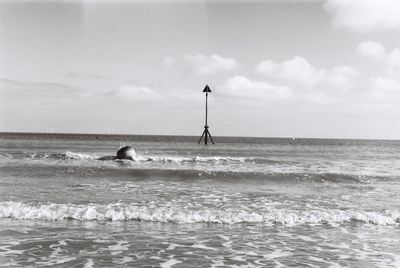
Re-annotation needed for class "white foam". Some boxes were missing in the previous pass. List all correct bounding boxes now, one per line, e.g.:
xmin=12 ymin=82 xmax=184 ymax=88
xmin=160 ymin=258 xmax=182 ymax=268
xmin=0 ymin=201 xmax=398 ymax=226
xmin=83 ymin=258 xmax=94 ymax=268
xmin=166 ymin=243 xmax=185 ymax=250
xmin=192 ymin=244 xmax=218 ymax=251
xmin=0 ymin=241 xmax=27 ymax=256
xmin=113 ymin=256 xmax=133 ymax=265
xmin=48 ymin=240 xmax=67 ymax=259
xmin=38 ymin=256 xmax=76 ymax=266
xmin=135 ymin=155 xmax=249 ymax=163
xmin=264 ymin=249 xmax=291 ymax=260
xmin=107 ymin=241 xmax=129 ymax=255
xmin=52 ymin=151 xmax=253 ymax=166
xmin=64 ymin=151 xmax=98 ymax=160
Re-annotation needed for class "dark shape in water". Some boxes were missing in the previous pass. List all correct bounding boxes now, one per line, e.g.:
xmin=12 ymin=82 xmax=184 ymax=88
xmin=116 ymin=146 xmax=136 ymax=160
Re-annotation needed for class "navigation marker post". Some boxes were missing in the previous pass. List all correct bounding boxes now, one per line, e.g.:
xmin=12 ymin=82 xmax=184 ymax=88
xmin=198 ymin=85 xmax=215 ymax=145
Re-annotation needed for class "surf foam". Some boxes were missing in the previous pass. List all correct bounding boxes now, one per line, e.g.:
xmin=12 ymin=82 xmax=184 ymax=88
xmin=0 ymin=201 xmax=398 ymax=226
xmin=30 ymin=151 xmax=251 ymax=163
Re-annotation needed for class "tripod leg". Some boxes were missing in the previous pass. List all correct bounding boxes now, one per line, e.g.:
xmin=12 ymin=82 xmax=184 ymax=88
xmin=207 ymin=130 xmax=215 ymax=144
xmin=198 ymin=130 xmax=206 ymax=144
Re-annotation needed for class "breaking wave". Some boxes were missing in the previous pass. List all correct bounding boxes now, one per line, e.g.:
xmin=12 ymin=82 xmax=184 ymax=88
xmin=137 ymin=155 xmax=251 ymax=163
xmin=2 ymin=151 xmax=394 ymax=181
xmin=26 ymin=151 xmax=255 ymax=163
xmin=0 ymin=201 xmax=399 ymax=226
xmin=62 ymin=152 xmax=99 ymax=160
xmin=25 ymin=152 xmax=99 ymax=160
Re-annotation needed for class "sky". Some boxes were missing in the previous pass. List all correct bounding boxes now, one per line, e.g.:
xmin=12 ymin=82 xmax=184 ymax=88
xmin=1 ymin=0 xmax=400 ymax=139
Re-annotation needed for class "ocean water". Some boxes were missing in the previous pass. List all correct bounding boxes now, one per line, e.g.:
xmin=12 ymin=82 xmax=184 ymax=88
xmin=0 ymin=133 xmax=400 ymax=267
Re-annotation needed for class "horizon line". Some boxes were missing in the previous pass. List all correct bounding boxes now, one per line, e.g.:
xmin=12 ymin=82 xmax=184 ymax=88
xmin=0 ymin=131 xmax=399 ymax=142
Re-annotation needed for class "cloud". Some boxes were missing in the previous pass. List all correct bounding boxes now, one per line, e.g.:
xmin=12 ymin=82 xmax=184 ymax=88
xmin=255 ymin=56 xmax=359 ymax=90
xmin=387 ymin=49 xmax=400 ymax=68
xmin=0 ymin=78 xmax=84 ymax=97
xmin=256 ymin=57 xmax=318 ymax=86
xmin=367 ymin=76 xmax=400 ymax=101
xmin=62 ymin=72 xmax=161 ymax=100
xmin=163 ymin=56 xmax=176 ymax=67
xmin=324 ymin=66 xmax=360 ymax=90
xmin=65 ymin=72 xmax=111 ymax=81
xmin=324 ymin=0 xmax=400 ymax=33
xmin=356 ymin=41 xmax=387 ymax=61
xmin=255 ymin=56 xmax=325 ymax=87
xmin=357 ymin=41 xmax=400 ymax=69
xmin=218 ymin=76 xmax=292 ymax=100
xmin=370 ymin=77 xmax=400 ymax=91
xmin=184 ymin=54 xmax=238 ymax=75
xmin=109 ymin=84 xmax=157 ymax=100
xmin=0 ymin=75 xmax=160 ymax=103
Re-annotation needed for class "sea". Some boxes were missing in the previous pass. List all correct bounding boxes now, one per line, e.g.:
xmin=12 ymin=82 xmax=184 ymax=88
xmin=0 ymin=132 xmax=399 ymax=267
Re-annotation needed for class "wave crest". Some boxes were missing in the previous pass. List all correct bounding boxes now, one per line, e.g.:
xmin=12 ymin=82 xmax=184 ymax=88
xmin=27 ymin=152 xmax=251 ymax=163
xmin=0 ymin=201 xmax=398 ymax=226
xmin=63 ymin=152 xmax=99 ymax=160
xmin=136 ymin=155 xmax=249 ymax=163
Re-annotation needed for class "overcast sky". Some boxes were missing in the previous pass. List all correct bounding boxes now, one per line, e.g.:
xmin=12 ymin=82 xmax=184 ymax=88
xmin=1 ymin=0 xmax=400 ymax=139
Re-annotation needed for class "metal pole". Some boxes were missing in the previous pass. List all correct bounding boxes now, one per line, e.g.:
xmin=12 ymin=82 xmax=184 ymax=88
xmin=205 ymin=92 xmax=208 ymax=127
xmin=198 ymin=85 xmax=214 ymax=145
